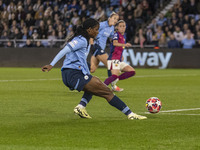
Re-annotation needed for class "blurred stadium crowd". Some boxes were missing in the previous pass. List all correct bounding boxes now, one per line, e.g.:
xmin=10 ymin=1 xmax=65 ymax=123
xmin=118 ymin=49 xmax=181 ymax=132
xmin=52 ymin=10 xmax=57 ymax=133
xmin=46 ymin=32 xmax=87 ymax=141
xmin=0 ymin=0 xmax=200 ymax=48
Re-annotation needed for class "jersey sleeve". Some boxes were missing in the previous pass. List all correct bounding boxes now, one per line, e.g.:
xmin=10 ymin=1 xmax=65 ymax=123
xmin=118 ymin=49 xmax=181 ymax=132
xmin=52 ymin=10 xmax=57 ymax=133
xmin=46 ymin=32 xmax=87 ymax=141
xmin=50 ymin=37 xmax=87 ymax=66
xmin=124 ymin=34 xmax=127 ymax=43
xmin=67 ymin=37 xmax=87 ymax=51
xmin=109 ymin=26 xmax=115 ymax=38
xmin=113 ymin=32 xmax=118 ymax=41
xmin=50 ymin=45 xmax=72 ymax=66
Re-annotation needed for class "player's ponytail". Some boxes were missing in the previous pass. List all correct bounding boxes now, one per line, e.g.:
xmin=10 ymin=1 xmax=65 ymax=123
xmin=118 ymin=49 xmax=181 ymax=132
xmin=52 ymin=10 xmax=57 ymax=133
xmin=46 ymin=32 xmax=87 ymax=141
xmin=67 ymin=25 xmax=87 ymax=43
xmin=67 ymin=18 xmax=99 ymax=45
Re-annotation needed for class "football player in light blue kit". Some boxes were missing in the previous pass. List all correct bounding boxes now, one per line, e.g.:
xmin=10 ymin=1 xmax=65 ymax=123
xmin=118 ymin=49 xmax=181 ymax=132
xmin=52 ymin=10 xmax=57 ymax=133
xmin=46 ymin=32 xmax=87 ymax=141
xmin=41 ymin=18 xmax=147 ymax=120
xmin=90 ymin=12 xmax=123 ymax=92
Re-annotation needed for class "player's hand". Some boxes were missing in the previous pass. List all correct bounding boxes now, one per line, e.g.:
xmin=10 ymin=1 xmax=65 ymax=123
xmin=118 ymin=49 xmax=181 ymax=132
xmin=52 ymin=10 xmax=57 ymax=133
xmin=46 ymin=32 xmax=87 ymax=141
xmin=41 ymin=65 xmax=53 ymax=72
xmin=125 ymin=43 xmax=132 ymax=47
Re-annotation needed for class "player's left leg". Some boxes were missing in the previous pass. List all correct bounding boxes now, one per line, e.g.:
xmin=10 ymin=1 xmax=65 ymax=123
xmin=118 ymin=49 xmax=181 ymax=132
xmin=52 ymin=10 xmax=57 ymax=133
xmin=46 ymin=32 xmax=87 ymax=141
xmin=104 ymin=69 xmax=120 ymax=86
xmin=118 ymin=65 xmax=135 ymax=80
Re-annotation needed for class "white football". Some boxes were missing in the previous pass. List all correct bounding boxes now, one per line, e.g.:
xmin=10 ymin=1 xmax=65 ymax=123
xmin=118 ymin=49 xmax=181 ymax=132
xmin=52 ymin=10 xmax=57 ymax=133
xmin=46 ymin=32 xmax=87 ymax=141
xmin=146 ymin=97 xmax=162 ymax=113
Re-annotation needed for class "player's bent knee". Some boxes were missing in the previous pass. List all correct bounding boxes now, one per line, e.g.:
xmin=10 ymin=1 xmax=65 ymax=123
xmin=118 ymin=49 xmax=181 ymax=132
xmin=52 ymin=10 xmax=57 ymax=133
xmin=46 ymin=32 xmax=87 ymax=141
xmin=94 ymin=78 xmax=113 ymax=98
xmin=90 ymin=65 xmax=97 ymax=73
xmin=90 ymin=68 xmax=96 ymax=73
xmin=99 ymin=90 xmax=114 ymax=101
xmin=99 ymin=85 xmax=114 ymax=99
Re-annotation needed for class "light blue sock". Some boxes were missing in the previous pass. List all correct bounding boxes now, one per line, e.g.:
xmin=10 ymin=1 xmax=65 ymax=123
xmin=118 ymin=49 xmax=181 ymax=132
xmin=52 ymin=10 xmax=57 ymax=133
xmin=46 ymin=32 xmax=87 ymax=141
xmin=79 ymin=92 xmax=93 ymax=107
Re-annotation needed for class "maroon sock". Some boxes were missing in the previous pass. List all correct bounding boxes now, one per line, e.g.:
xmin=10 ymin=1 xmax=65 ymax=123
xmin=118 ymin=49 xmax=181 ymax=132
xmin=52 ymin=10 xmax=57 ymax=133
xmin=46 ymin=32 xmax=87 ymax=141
xmin=118 ymin=71 xmax=135 ymax=80
xmin=104 ymin=75 xmax=118 ymax=85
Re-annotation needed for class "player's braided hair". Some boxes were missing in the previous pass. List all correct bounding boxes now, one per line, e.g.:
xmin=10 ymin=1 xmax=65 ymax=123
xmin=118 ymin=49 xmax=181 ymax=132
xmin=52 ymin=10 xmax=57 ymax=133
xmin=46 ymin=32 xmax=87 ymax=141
xmin=67 ymin=18 xmax=99 ymax=46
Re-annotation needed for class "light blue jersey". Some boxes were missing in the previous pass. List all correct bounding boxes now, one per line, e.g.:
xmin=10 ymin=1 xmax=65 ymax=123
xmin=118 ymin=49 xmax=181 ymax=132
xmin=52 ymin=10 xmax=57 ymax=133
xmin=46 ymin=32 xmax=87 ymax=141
xmin=95 ymin=21 xmax=115 ymax=50
xmin=50 ymin=36 xmax=90 ymax=75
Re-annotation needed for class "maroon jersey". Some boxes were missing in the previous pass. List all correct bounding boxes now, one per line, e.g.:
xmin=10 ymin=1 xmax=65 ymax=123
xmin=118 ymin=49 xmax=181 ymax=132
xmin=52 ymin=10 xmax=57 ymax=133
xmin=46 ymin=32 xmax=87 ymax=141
xmin=108 ymin=32 xmax=126 ymax=61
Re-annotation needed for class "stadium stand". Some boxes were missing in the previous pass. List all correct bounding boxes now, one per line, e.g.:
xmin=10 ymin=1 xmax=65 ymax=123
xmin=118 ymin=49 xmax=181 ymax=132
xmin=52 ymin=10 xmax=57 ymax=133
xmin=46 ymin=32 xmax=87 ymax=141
xmin=0 ymin=0 xmax=199 ymax=48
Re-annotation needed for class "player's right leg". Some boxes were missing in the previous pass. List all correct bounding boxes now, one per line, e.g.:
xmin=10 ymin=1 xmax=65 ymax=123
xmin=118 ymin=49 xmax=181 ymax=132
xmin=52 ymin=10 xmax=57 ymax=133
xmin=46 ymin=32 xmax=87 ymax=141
xmin=83 ymin=76 xmax=147 ymax=120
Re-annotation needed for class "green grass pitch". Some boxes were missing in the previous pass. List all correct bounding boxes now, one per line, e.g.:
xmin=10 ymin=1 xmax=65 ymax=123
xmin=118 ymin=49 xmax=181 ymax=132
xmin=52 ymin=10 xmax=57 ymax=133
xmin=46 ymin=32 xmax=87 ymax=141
xmin=0 ymin=67 xmax=200 ymax=150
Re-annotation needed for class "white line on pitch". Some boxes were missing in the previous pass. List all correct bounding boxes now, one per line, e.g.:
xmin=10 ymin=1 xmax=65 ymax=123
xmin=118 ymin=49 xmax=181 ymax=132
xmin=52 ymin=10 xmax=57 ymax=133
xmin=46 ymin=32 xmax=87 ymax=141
xmin=0 ymin=78 xmax=60 ymax=82
xmin=0 ymin=74 xmax=199 ymax=82
xmin=159 ymin=108 xmax=200 ymax=113
xmin=100 ymin=74 xmax=199 ymax=79
xmin=158 ymin=113 xmax=200 ymax=116
xmin=135 ymin=74 xmax=199 ymax=78
xmin=144 ymin=112 xmax=200 ymax=115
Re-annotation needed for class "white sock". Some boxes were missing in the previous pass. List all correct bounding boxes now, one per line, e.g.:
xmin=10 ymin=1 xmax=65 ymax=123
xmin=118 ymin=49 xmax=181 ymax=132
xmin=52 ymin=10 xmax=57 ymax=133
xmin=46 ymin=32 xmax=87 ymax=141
xmin=78 ymin=104 xmax=85 ymax=108
xmin=111 ymin=78 xmax=119 ymax=88
xmin=128 ymin=112 xmax=135 ymax=116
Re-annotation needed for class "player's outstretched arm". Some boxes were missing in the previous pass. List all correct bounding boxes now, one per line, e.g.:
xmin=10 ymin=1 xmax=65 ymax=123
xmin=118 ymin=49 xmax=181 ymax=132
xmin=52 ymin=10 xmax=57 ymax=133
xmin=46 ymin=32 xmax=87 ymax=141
xmin=41 ymin=44 xmax=72 ymax=72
